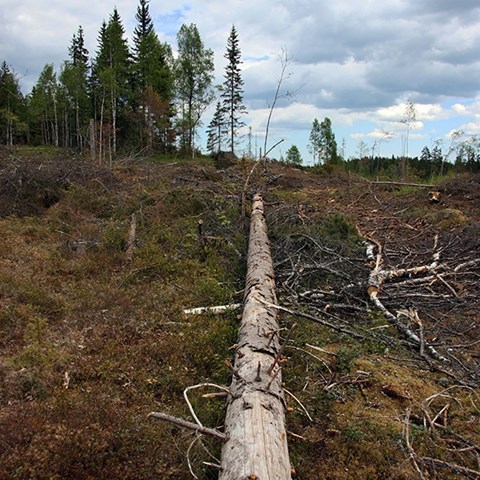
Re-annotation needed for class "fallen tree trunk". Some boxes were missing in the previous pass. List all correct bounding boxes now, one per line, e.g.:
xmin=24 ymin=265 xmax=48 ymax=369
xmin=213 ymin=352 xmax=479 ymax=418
xmin=365 ymin=237 xmax=448 ymax=362
xmin=220 ymin=193 xmax=291 ymax=479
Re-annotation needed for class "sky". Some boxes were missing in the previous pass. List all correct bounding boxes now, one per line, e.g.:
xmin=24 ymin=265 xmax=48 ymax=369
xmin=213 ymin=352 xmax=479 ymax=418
xmin=1 ymin=0 xmax=480 ymax=163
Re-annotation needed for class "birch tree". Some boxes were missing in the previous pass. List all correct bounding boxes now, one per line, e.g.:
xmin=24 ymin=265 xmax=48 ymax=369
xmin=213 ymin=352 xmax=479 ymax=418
xmin=175 ymin=23 xmax=214 ymax=157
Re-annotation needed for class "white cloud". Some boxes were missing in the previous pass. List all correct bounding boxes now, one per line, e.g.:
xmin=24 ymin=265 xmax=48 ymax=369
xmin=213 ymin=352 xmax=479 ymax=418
xmin=1 ymin=0 xmax=480 ymax=158
xmin=450 ymin=121 xmax=480 ymax=136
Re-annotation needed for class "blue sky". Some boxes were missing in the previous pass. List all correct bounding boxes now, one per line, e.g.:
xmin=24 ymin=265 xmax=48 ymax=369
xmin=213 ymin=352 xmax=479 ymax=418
xmin=1 ymin=0 xmax=480 ymax=164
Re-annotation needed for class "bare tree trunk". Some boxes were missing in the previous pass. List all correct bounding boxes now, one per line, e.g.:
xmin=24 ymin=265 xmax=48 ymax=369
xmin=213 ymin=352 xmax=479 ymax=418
xmin=111 ymin=88 xmax=116 ymax=157
xmin=52 ymin=93 xmax=59 ymax=147
xmin=75 ymin=100 xmax=81 ymax=150
xmin=99 ymin=92 xmax=105 ymax=164
xmin=89 ymin=119 xmax=96 ymax=162
xmin=220 ymin=194 xmax=291 ymax=480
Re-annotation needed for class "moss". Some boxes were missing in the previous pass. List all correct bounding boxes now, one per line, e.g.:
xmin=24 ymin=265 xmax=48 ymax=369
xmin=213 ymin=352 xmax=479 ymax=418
xmin=0 ymin=156 xmax=478 ymax=479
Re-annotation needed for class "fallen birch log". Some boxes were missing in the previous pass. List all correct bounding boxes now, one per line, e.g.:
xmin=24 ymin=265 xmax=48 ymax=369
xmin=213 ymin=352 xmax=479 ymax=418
xmin=220 ymin=193 xmax=291 ymax=479
xmin=365 ymin=237 xmax=448 ymax=362
xmin=183 ymin=303 xmax=242 ymax=315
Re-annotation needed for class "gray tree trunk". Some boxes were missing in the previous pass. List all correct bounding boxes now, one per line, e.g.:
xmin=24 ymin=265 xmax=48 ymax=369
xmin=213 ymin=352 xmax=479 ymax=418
xmin=220 ymin=194 xmax=291 ymax=480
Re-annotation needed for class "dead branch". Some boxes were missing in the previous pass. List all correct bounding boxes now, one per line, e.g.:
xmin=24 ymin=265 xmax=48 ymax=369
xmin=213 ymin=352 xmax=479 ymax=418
xmin=148 ymin=412 xmax=228 ymax=441
xmin=420 ymin=457 xmax=480 ymax=479
xmin=365 ymin=237 xmax=448 ymax=362
xmin=362 ymin=178 xmax=437 ymax=188
xmin=183 ymin=304 xmax=242 ymax=315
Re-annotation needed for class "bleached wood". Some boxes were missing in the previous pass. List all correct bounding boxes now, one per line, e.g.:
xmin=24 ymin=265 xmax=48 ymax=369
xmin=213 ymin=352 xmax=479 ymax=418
xmin=126 ymin=212 xmax=137 ymax=262
xmin=220 ymin=193 xmax=291 ymax=480
xmin=183 ymin=304 xmax=242 ymax=315
xmin=365 ymin=239 xmax=447 ymax=361
xmin=148 ymin=412 xmax=227 ymax=440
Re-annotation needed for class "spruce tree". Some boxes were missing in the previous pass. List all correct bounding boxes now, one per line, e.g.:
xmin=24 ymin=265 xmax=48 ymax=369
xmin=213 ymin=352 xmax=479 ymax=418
xmin=0 ymin=62 xmax=25 ymax=145
xmin=131 ymin=0 xmax=174 ymax=152
xmin=134 ymin=0 xmax=153 ymax=41
xmin=206 ymin=101 xmax=227 ymax=155
xmin=221 ymin=25 xmax=246 ymax=156
xmin=132 ymin=0 xmax=154 ymax=93
xmin=93 ymin=8 xmax=130 ymax=157
xmin=69 ymin=26 xmax=89 ymax=67
xmin=62 ymin=26 xmax=90 ymax=149
xmin=285 ymin=145 xmax=302 ymax=166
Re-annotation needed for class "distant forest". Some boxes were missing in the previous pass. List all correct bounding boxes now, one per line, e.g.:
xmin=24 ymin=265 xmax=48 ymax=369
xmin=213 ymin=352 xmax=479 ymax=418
xmin=0 ymin=0 xmax=247 ymax=161
xmin=1 ymin=0 xmax=480 ymax=178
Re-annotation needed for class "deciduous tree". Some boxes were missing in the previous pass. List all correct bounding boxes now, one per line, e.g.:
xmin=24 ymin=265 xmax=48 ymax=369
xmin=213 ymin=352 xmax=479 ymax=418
xmin=400 ymin=100 xmax=417 ymax=179
xmin=175 ymin=23 xmax=214 ymax=157
xmin=318 ymin=117 xmax=339 ymax=165
xmin=308 ymin=118 xmax=321 ymax=163
xmin=60 ymin=26 xmax=90 ymax=149
xmin=29 ymin=64 xmax=59 ymax=147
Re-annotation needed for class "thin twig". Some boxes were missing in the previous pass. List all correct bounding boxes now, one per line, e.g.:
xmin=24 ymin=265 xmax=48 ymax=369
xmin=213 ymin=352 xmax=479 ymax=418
xmin=183 ymin=383 xmax=231 ymax=428
xmin=284 ymin=387 xmax=313 ymax=422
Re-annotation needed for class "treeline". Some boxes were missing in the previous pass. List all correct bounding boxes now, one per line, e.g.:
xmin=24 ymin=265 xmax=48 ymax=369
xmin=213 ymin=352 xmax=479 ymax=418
xmin=344 ymin=145 xmax=480 ymax=179
xmin=298 ymin=116 xmax=480 ymax=179
xmin=0 ymin=0 xmax=247 ymax=160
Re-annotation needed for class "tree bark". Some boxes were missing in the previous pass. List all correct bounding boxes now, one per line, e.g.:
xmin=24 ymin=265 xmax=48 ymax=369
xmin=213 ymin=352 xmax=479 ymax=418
xmin=125 ymin=212 xmax=137 ymax=263
xmin=89 ymin=119 xmax=96 ymax=162
xmin=219 ymin=194 xmax=291 ymax=480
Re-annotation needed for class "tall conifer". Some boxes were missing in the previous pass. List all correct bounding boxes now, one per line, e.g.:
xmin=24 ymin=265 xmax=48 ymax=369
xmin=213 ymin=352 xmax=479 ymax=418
xmin=221 ymin=25 xmax=246 ymax=156
xmin=0 ymin=62 xmax=25 ymax=145
xmin=131 ymin=0 xmax=174 ymax=151
xmin=93 ymin=8 xmax=130 ymax=157
xmin=61 ymin=26 xmax=90 ymax=149
xmin=206 ymin=101 xmax=227 ymax=155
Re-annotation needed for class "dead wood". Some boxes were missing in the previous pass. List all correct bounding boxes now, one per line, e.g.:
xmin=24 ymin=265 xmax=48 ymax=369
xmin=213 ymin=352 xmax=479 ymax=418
xmin=148 ymin=412 xmax=228 ymax=440
xmin=220 ymin=193 xmax=291 ymax=480
xmin=362 ymin=178 xmax=438 ymax=188
xmin=183 ymin=304 xmax=242 ymax=315
xmin=125 ymin=212 xmax=137 ymax=262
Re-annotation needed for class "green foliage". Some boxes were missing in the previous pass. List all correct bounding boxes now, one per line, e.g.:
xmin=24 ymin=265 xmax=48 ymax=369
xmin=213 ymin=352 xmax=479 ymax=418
xmin=221 ymin=25 xmax=247 ymax=156
xmin=323 ymin=213 xmax=356 ymax=240
xmin=206 ymin=101 xmax=227 ymax=155
xmin=103 ymin=221 xmax=127 ymax=251
xmin=175 ymin=23 xmax=215 ymax=156
xmin=182 ymin=314 xmax=237 ymax=382
xmin=15 ymin=313 xmax=53 ymax=368
xmin=28 ymin=64 xmax=59 ymax=147
xmin=309 ymin=117 xmax=339 ymax=165
xmin=285 ymin=144 xmax=303 ymax=166
xmin=335 ymin=345 xmax=361 ymax=374
xmin=0 ymin=62 xmax=26 ymax=145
